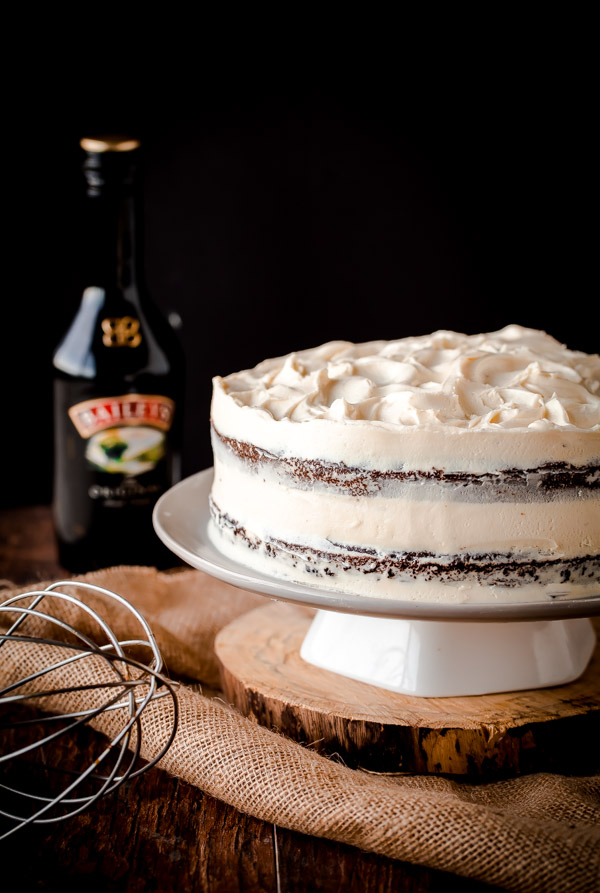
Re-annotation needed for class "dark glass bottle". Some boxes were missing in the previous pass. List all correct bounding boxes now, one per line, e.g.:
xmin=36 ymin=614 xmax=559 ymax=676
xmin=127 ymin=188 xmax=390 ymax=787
xmin=52 ymin=136 xmax=183 ymax=572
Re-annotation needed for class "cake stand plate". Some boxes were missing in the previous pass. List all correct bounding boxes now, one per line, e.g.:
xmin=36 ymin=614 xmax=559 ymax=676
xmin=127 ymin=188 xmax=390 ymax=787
xmin=215 ymin=601 xmax=600 ymax=778
xmin=153 ymin=469 xmax=600 ymax=697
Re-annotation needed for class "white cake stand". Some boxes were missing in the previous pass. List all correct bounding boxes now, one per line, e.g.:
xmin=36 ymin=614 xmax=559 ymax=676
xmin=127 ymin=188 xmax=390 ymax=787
xmin=153 ymin=468 xmax=600 ymax=698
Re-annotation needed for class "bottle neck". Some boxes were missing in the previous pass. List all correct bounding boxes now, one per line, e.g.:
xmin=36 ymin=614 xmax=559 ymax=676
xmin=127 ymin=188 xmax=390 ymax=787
xmin=82 ymin=151 xmax=145 ymax=302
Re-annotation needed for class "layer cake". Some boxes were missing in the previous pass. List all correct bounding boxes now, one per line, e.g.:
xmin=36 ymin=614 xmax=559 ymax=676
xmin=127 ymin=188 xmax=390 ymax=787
xmin=208 ymin=326 xmax=600 ymax=604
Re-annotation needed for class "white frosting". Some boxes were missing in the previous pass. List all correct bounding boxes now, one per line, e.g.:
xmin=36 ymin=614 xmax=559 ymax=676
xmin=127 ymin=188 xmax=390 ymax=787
xmin=216 ymin=326 xmax=600 ymax=429
xmin=211 ymin=456 xmax=598 ymax=559
xmin=211 ymin=326 xmax=600 ymax=472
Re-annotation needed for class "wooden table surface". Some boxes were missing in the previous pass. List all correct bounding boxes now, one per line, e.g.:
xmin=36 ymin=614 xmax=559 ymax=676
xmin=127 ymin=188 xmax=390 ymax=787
xmin=0 ymin=505 xmax=497 ymax=892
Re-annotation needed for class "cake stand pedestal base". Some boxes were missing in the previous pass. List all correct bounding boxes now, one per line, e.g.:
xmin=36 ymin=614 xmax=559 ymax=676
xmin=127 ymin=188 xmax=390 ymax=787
xmin=215 ymin=603 xmax=600 ymax=779
xmin=300 ymin=609 xmax=596 ymax=697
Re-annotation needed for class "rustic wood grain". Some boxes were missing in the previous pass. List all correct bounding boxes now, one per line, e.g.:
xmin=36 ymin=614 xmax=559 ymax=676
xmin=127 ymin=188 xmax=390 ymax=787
xmin=0 ymin=504 xmax=500 ymax=891
xmin=216 ymin=602 xmax=600 ymax=778
xmin=0 ymin=706 xmax=277 ymax=892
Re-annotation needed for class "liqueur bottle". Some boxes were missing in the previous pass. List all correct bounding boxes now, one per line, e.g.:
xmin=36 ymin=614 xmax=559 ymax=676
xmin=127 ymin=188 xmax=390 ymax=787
xmin=52 ymin=135 xmax=183 ymax=572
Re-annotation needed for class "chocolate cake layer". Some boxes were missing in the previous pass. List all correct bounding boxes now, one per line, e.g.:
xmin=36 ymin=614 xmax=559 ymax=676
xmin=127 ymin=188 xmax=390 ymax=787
xmin=209 ymin=497 xmax=599 ymax=590
xmin=213 ymin=426 xmax=600 ymax=499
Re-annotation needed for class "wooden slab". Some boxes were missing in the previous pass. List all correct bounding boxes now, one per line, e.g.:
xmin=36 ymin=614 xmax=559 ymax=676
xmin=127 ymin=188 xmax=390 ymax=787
xmin=215 ymin=603 xmax=600 ymax=779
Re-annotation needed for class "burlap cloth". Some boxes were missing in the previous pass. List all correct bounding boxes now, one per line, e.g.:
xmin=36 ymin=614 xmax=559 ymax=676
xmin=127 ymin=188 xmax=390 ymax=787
xmin=1 ymin=566 xmax=599 ymax=892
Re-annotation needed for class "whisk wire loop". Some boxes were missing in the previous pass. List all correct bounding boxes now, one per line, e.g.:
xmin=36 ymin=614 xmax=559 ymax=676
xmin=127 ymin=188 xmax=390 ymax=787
xmin=0 ymin=579 xmax=179 ymax=839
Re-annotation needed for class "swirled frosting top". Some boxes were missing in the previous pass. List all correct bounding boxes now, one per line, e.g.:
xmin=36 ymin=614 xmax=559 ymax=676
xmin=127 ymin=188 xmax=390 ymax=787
xmin=211 ymin=326 xmax=600 ymax=471
xmin=216 ymin=326 xmax=599 ymax=430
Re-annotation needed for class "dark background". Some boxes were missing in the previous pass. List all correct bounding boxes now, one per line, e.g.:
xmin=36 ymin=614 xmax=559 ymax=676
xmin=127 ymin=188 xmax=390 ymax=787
xmin=2 ymin=31 xmax=596 ymax=507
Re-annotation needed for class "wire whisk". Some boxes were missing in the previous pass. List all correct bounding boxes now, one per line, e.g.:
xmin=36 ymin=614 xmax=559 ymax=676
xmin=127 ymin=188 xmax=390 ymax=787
xmin=0 ymin=580 xmax=179 ymax=839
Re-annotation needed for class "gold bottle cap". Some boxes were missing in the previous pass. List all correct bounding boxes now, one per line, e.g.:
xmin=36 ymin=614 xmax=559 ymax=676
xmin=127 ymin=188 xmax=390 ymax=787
xmin=80 ymin=136 xmax=140 ymax=153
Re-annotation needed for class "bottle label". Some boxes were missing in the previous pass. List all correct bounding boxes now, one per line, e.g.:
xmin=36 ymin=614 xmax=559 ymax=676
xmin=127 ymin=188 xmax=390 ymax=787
xmin=68 ymin=394 xmax=175 ymax=476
